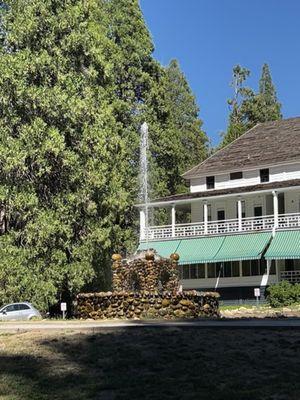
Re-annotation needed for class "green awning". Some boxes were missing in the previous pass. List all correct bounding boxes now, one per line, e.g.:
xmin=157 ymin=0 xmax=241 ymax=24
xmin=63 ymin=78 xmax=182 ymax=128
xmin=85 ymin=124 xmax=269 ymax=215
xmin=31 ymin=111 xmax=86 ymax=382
xmin=265 ymin=230 xmax=300 ymax=260
xmin=176 ymin=236 xmax=225 ymax=265
xmin=138 ymin=240 xmax=180 ymax=258
xmin=213 ymin=232 xmax=271 ymax=262
xmin=138 ymin=232 xmax=272 ymax=264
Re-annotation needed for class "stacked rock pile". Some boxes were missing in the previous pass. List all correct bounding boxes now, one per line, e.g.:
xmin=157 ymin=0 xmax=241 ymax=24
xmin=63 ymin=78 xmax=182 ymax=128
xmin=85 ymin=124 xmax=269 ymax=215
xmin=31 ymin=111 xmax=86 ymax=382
xmin=76 ymin=290 xmax=220 ymax=319
xmin=76 ymin=251 xmax=220 ymax=320
xmin=111 ymin=252 xmax=179 ymax=292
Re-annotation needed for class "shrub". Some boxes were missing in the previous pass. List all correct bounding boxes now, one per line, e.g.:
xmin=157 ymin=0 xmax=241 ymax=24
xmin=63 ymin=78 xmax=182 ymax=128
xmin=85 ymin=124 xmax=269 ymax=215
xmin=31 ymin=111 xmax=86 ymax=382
xmin=266 ymin=281 xmax=300 ymax=308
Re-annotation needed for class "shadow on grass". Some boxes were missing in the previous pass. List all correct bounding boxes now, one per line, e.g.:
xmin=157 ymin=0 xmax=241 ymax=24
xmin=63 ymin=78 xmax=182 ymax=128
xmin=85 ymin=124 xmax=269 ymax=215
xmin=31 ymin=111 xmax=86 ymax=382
xmin=0 ymin=327 xmax=300 ymax=400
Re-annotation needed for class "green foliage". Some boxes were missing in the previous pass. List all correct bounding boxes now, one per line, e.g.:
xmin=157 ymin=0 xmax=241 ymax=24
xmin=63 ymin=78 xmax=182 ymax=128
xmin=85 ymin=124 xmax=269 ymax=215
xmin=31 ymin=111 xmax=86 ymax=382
xmin=0 ymin=0 xmax=135 ymax=310
xmin=266 ymin=281 xmax=300 ymax=308
xmin=0 ymin=0 xmax=206 ymax=310
xmin=221 ymin=65 xmax=253 ymax=147
xmin=152 ymin=60 xmax=208 ymax=195
xmin=221 ymin=63 xmax=282 ymax=147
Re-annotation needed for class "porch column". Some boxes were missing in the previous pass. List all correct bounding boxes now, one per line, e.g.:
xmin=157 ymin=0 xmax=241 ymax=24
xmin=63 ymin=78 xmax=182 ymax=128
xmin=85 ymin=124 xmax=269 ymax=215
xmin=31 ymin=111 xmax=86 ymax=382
xmin=171 ymin=204 xmax=176 ymax=237
xmin=203 ymin=201 xmax=208 ymax=235
xmin=272 ymin=190 xmax=279 ymax=229
xmin=237 ymin=196 xmax=243 ymax=231
xmin=140 ymin=209 xmax=146 ymax=241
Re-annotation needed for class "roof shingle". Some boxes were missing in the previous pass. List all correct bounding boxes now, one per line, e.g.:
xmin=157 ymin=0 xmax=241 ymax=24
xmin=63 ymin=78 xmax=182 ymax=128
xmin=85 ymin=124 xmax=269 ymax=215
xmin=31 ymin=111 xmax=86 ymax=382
xmin=183 ymin=117 xmax=300 ymax=179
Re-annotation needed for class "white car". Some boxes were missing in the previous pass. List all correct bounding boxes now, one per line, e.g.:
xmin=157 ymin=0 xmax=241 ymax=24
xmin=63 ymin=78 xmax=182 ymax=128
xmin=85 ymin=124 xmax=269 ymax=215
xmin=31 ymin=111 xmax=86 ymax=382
xmin=0 ymin=302 xmax=41 ymax=321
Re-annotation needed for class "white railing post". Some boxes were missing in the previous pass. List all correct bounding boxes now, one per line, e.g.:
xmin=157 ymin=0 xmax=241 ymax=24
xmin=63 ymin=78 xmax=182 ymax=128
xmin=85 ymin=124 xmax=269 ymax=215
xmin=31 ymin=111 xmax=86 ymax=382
xmin=171 ymin=204 xmax=176 ymax=237
xmin=203 ymin=201 xmax=208 ymax=235
xmin=146 ymin=210 xmax=300 ymax=241
xmin=237 ymin=196 xmax=242 ymax=231
xmin=273 ymin=190 xmax=279 ymax=229
xmin=140 ymin=209 xmax=146 ymax=241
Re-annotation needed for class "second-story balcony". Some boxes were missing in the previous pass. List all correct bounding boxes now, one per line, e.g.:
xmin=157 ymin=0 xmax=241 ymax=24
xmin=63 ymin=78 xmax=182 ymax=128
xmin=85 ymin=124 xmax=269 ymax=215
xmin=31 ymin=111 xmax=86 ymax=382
xmin=142 ymin=212 xmax=300 ymax=241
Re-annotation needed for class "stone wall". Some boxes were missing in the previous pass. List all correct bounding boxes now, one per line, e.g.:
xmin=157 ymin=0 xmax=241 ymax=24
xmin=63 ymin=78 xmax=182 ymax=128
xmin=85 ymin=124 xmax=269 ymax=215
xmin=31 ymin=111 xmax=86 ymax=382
xmin=112 ymin=252 xmax=179 ymax=292
xmin=76 ymin=290 xmax=220 ymax=320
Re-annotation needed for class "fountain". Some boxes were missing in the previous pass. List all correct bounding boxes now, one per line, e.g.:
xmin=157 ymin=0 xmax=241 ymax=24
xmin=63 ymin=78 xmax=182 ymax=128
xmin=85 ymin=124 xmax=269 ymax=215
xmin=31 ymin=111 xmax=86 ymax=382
xmin=139 ymin=121 xmax=150 ymax=248
xmin=76 ymin=123 xmax=220 ymax=319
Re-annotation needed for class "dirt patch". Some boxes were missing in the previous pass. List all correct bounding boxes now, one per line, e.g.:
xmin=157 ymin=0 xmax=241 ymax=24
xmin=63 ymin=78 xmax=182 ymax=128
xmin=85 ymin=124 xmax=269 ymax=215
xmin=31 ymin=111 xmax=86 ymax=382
xmin=0 ymin=327 xmax=299 ymax=399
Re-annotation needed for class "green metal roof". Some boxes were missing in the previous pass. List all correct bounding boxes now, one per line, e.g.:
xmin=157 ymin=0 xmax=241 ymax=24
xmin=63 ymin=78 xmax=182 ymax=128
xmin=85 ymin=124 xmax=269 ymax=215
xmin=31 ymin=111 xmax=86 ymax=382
xmin=138 ymin=240 xmax=180 ymax=258
xmin=172 ymin=236 xmax=225 ymax=265
xmin=213 ymin=232 xmax=272 ymax=262
xmin=265 ymin=230 xmax=300 ymax=260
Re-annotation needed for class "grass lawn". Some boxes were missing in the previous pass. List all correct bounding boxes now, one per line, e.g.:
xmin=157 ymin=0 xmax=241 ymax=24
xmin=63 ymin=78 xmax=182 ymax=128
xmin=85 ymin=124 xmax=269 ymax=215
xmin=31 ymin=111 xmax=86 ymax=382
xmin=0 ymin=327 xmax=300 ymax=400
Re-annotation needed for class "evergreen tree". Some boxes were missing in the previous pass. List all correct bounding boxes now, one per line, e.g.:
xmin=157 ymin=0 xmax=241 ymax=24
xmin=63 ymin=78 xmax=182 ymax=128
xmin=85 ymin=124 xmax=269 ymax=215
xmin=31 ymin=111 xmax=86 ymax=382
xmin=152 ymin=60 xmax=208 ymax=195
xmin=221 ymin=65 xmax=253 ymax=147
xmin=221 ymin=64 xmax=282 ymax=147
xmin=257 ymin=63 xmax=282 ymax=121
xmin=0 ymin=0 xmax=206 ymax=309
xmin=106 ymin=4 xmax=208 ymax=200
xmin=0 ymin=0 xmax=132 ymax=310
xmin=102 ymin=0 xmax=167 ymax=243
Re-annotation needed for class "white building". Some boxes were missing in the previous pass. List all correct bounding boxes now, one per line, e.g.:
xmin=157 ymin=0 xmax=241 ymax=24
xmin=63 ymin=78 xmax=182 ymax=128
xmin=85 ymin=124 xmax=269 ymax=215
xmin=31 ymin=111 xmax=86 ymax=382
xmin=138 ymin=118 xmax=300 ymax=300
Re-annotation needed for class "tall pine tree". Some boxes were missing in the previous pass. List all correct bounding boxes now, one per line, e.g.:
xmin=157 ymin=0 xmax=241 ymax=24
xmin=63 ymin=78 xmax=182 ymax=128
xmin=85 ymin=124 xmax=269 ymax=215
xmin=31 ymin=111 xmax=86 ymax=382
xmin=221 ymin=63 xmax=282 ymax=147
xmin=221 ymin=65 xmax=253 ymax=147
xmin=0 ymin=0 xmax=207 ymax=309
xmin=0 ymin=0 xmax=132 ymax=309
xmin=152 ymin=59 xmax=208 ymax=195
xmin=257 ymin=63 xmax=282 ymax=121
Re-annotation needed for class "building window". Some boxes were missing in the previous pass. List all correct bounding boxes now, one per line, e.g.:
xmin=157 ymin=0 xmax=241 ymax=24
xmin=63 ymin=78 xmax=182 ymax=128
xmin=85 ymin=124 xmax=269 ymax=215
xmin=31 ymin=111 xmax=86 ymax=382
xmin=251 ymin=260 xmax=259 ymax=276
xmin=216 ymin=263 xmax=223 ymax=277
xmin=232 ymin=261 xmax=240 ymax=277
xmin=270 ymin=260 xmax=276 ymax=275
xmin=207 ymin=263 xmax=216 ymax=278
xmin=260 ymin=258 xmax=267 ymax=275
xmin=206 ymin=263 xmax=223 ymax=278
xmin=223 ymin=261 xmax=240 ymax=277
xmin=242 ymin=260 xmax=251 ymax=276
xmin=230 ymin=171 xmax=243 ymax=180
xmin=199 ymin=265 xmax=205 ymax=278
xmin=206 ymin=176 xmax=215 ymax=189
xmin=223 ymin=262 xmax=232 ymax=277
xmin=260 ymin=168 xmax=269 ymax=183
xmin=242 ymin=259 xmax=275 ymax=276
xmin=181 ymin=264 xmax=205 ymax=279
xmin=182 ymin=265 xmax=190 ymax=279
xmin=208 ymin=262 xmax=240 ymax=278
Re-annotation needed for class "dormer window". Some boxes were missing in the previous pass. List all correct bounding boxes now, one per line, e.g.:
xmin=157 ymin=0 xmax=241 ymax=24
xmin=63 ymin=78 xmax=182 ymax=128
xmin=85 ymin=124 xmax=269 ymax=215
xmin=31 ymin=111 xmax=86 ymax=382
xmin=230 ymin=171 xmax=243 ymax=180
xmin=206 ymin=176 xmax=215 ymax=189
xmin=260 ymin=168 xmax=269 ymax=183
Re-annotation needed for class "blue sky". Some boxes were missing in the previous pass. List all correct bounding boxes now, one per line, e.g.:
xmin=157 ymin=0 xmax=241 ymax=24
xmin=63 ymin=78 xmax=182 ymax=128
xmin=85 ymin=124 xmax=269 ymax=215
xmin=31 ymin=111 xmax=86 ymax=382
xmin=140 ymin=0 xmax=300 ymax=146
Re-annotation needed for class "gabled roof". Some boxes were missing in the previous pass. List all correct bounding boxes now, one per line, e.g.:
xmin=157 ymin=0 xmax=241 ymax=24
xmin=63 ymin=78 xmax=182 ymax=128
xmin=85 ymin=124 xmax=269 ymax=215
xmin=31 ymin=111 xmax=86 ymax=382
xmin=183 ymin=117 xmax=300 ymax=179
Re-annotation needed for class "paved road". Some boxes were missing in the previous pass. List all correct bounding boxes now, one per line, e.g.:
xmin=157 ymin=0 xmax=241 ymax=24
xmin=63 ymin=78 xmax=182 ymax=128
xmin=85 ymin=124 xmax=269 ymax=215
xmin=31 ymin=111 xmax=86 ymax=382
xmin=1 ymin=318 xmax=300 ymax=332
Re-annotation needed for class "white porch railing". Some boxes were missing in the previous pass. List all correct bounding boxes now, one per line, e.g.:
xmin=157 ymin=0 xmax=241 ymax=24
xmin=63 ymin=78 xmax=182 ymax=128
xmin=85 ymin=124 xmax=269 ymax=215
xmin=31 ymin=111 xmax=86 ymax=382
xmin=145 ymin=212 xmax=300 ymax=240
xmin=278 ymin=213 xmax=300 ymax=230
xmin=280 ymin=270 xmax=300 ymax=283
